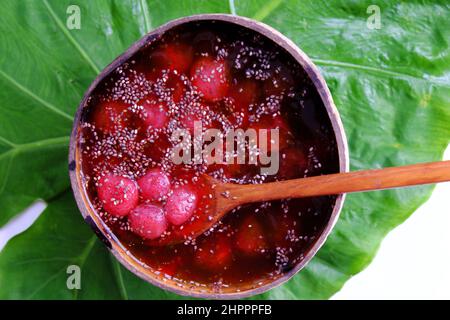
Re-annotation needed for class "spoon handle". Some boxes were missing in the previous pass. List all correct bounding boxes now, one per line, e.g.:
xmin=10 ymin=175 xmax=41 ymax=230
xmin=225 ymin=161 xmax=450 ymax=204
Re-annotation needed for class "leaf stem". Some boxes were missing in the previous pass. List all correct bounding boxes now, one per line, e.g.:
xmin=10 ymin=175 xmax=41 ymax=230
xmin=311 ymin=58 xmax=449 ymax=87
xmin=0 ymin=136 xmax=70 ymax=162
xmin=252 ymin=0 xmax=283 ymax=21
xmin=228 ymin=0 xmax=237 ymax=15
xmin=110 ymin=255 xmax=129 ymax=300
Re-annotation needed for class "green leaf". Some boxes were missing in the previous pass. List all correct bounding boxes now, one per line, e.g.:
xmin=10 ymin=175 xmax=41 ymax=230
xmin=0 ymin=191 xmax=187 ymax=299
xmin=0 ymin=0 xmax=448 ymax=299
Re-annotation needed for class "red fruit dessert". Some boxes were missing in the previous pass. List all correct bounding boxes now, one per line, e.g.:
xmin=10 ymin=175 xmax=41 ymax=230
xmin=149 ymin=43 xmax=193 ymax=74
xmin=137 ymin=169 xmax=171 ymax=201
xmin=179 ymin=110 xmax=204 ymax=133
xmin=190 ymin=56 xmax=229 ymax=101
xmin=97 ymin=174 xmax=139 ymax=217
xmin=165 ymin=185 xmax=198 ymax=226
xmin=143 ymin=135 xmax=171 ymax=162
xmin=235 ymin=215 xmax=268 ymax=255
xmin=267 ymin=212 xmax=302 ymax=248
xmin=263 ymin=64 xmax=294 ymax=97
xmin=250 ymin=114 xmax=293 ymax=154
xmin=129 ymin=204 xmax=167 ymax=239
xmin=227 ymin=79 xmax=258 ymax=127
xmin=157 ymin=256 xmax=183 ymax=277
xmin=195 ymin=233 xmax=233 ymax=271
xmin=79 ymin=21 xmax=339 ymax=291
xmin=137 ymin=95 xmax=169 ymax=129
xmin=229 ymin=79 xmax=258 ymax=111
xmin=278 ymin=147 xmax=309 ymax=179
xmin=167 ymin=73 xmax=187 ymax=103
xmin=91 ymin=100 xmax=129 ymax=134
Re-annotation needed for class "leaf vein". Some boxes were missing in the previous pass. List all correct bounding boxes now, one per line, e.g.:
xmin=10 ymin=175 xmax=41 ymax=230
xmin=0 ymin=136 xmax=70 ymax=162
xmin=228 ymin=0 xmax=237 ymax=15
xmin=252 ymin=0 xmax=283 ymax=21
xmin=42 ymin=0 xmax=101 ymax=75
xmin=0 ymin=70 xmax=73 ymax=121
xmin=139 ymin=0 xmax=152 ymax=33
xmin=26 ymin=267 xmax=66 ymax=299
xmin=111 ymin=256 xmax=129 ymax=300
xmin=311 ymin=58 xmax=449 ymax=87
xmin=0 ymin=136 xmax=16 ymax=148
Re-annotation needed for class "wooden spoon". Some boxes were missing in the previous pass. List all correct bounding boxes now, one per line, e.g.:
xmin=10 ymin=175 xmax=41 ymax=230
xmin=158 ymin=160 xmax=450 ymax=245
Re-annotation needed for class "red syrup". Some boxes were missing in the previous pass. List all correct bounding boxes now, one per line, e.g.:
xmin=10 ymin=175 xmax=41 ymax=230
xmin=79 ymin=21 xmax=339 ymax=292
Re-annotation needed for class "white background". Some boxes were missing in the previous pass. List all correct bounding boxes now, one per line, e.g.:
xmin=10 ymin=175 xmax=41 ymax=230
xmin=332 ymin=146 xmax=450 ymax=299
xmin=0 ymin=146 xmax=449 ymax=299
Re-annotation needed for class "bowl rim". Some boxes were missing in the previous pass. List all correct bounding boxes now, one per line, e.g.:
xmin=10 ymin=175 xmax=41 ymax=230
xmin=68 ymin=13 xmax=349 ymax=299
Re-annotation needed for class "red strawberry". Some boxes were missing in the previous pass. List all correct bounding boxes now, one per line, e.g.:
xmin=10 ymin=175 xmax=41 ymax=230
xmin=235 ymin=215 xmax=268 ymax=255
xmin=137 ymin=168 xmax=171 ymax=201
xmin=165 ymin=185 xmax=198 ymax=226
xmin=137 ymin=95 xmax=169 ymax=130
xmin=91 ymin=100 xmax=129 ymax=134
xmin=128 ymin=204 xmax=168 ymax=240
xmin=195 ymin=233 xmax=233 ymax=271
xmin=149 ymin=43 xmax=193 ymax=74
xmin=190 ymin=56 xmax=229 ymax=102
xmin=166 ymin=73 xmax=187 ymax=103
xmin=144 ymin=135 xmax=171 ymax=162
xmin=97 ymin=174 xmax=139 ymax=217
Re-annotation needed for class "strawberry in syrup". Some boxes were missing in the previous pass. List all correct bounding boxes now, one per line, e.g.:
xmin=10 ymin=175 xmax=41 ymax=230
xmin=97 ymin=174 xmax=139 ymax=217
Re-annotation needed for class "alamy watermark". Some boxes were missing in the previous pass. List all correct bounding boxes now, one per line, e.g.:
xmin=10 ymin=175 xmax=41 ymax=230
xmin=170 ymin=121 xmax=280 ymax=175
xmin=367 ymin=5 xmax=381 ymax=30
xmin=66 ymin=264 xmax=81 ymax=290
xmin=66 ymin=5 xmax=81 ymax=30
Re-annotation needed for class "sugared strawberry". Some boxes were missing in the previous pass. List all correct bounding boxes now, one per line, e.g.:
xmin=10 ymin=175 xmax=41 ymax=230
xmin=195 ymin=233 xmax=233 ymax=271
xmin=97 ymin=174 xmax=139 ymax=217
xmin=190 ymin=56 xmax=229 ymax=102
xmin=235 ymin=215 xmax=268 ymax=255
xmin=128 ymin=204 xmax=167 ymax=240
xmin=137 ymin=168 xmax=171 ymax=201
xmin=177 ymin=102 xmax=210 ymax=133
xmin=166 ymin=73 xmax=187 ymax=103
xmin=137 ymin=95 xmax=168 ymax=130
xmin=149 ymin=43 xmax=193 ymax=74
xmin=91 ymin=100 xmax=129 ymax=134
xmin=165 ymin=185 xmax=198 ymax=226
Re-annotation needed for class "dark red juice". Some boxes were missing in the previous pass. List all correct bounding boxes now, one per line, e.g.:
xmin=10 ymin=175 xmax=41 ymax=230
xmin=79 ymin=20 xmax=339 ymax=293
